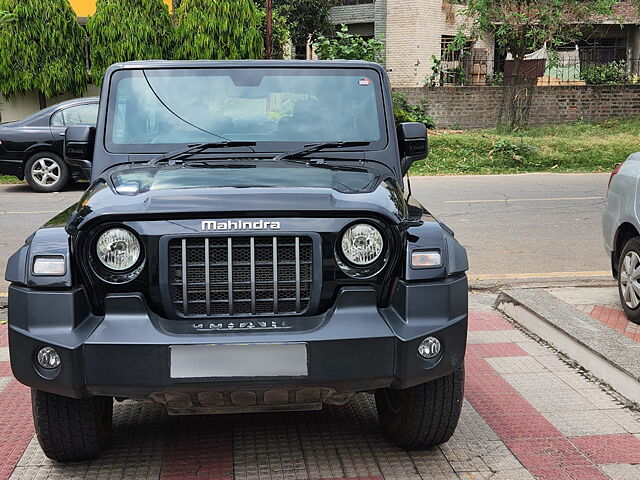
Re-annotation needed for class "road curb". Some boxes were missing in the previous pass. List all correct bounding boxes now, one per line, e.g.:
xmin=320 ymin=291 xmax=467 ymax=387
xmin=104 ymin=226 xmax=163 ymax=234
xmin=495 ymin=288 xmax=640 ymax=405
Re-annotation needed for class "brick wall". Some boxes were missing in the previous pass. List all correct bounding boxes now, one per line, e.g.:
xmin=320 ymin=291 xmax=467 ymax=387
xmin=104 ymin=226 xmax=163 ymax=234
xmin=395 ymin=85 xmax=640 ymax=129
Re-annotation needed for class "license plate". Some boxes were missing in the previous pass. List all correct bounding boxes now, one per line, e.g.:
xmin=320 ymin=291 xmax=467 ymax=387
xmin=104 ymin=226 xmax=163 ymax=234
xmin=170 ymin=343 xmax=308 ymax=378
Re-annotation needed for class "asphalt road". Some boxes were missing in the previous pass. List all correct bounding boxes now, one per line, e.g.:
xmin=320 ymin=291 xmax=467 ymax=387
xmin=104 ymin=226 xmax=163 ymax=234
xmin=0 ymin=172 xmax=611 ymax=295
xmin=410 ymin=172 xmax=611 ymax=284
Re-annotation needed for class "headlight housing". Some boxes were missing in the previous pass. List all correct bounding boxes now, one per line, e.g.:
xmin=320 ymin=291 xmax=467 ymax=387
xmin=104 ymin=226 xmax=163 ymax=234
xmin=96 ymin=227 xmax=141 ymax=271
xmin=340 ymin=223 xmax=384 ymax=266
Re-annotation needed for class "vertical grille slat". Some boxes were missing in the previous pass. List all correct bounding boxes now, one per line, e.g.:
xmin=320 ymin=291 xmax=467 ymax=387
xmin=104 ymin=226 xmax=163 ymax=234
xmin=204 ymin=238 xmax=211 ymax=316
xmin=169 ymin=234 xmax=312 ymax=318
xmin=295 ymin=236 xmax=301 ymax=313
xmin=273 ymin=237 xmax=278 ymax=314
xmin=227 ymin=238 xmax=233 ymax=315
xmin=250 ymin=237 xmax=256 ymax=315
xmin=181 ymin=239 xmax=188 ymax=316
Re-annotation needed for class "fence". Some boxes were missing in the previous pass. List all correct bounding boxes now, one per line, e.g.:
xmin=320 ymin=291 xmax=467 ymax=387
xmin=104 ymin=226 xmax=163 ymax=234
xmin=431 ymin=54 xmax=640 ymax=87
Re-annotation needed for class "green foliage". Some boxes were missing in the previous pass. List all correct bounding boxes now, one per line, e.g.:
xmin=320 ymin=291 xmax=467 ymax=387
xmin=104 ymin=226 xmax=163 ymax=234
xmin=457 ymin=0 xmax=616 ymax=129
xmin=487 ymin=71 xmax=504 ymax=86
xmin=270 ymin=0 xmax=336 ymax=45
xmin=256 ymin=6 xmax=291 ymax=59
xmin=581 ymin=60 xmax=630 ymax=85
xmin=0 ymin=9 xmax=13 ymax=24
xmin=87 ymin=0 xmax=173 ymax=86
xmin=409 ymin=118 xmax=640 ymax=175
xmin=461 ymin=0 xmax=616 ymax=61
xmin=173 ymin=0 xmax=264 ymax=60
xmin=0 ymin=175 xmax=23 ymax=184
xmin=490 ymin=138 xmax=538 ymax=166
xmin=0 ymin=0 xmax=86 ymax=98
xmin=392 ymin=92 xmax=435 ymax=129
xmin=314 ymin=25 xmax=385 ymax=63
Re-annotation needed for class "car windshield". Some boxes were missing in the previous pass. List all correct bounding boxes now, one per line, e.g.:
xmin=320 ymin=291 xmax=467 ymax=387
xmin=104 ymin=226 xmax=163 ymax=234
xmin=105 ymin=67 xmax=386 ymax=153
xmin=110 ymin=165 xmax=381 ymax=194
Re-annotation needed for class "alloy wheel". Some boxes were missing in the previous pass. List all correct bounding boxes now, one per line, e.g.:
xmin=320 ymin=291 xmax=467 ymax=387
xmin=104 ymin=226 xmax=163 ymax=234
xmin=30 ymin=158 xmax=61 ymax=187
xmin=620 ymin=250 xmax=640 ymax=309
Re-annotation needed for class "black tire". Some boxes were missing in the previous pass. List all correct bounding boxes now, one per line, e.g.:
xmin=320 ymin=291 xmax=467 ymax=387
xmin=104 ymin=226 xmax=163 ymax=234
xmin=618 ymin=236 xmax=640 ymax=324
xmin=375 ymin=365 xmax=464 ymax=449
xmin=24 ymin=152 xmax=70 ymax=193
xmin=32 ymin=389 xmax=113 ymax=462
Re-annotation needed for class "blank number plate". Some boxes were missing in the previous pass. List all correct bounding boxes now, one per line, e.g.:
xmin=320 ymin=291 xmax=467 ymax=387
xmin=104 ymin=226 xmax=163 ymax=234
xmin=170 ymin=343 xmax=308 ymax=378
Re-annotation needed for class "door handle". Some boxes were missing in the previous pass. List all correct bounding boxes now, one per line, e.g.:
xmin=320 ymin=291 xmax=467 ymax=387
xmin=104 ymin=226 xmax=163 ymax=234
xmin=58 ymin=132 xmax=65 ymax=137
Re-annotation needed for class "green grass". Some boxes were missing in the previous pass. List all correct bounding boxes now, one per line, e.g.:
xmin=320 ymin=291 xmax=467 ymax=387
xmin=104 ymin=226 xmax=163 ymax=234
xmin=0 ymin=175 xmax=22 ymax=184
xmin=411 ymin=118 xmax=640 ymax=175
xmin=1 ymin=118 xmax=637 ymax=183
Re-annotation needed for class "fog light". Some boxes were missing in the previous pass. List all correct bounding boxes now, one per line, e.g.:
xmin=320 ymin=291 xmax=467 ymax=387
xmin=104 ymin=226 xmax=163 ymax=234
xmin=418 ymin=337 xmax=441 ymax=359
xmin=37 ymin=347 xmax=61 ymax=369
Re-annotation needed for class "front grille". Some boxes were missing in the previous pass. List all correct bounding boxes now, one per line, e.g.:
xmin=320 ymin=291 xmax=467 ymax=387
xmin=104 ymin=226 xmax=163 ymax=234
xmin=169 ymin=236 xmax=313 ymax=318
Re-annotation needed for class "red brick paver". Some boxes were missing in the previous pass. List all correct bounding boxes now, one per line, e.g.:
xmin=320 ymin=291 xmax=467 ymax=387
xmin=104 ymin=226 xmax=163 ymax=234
xmin=0 ymin=380 xmax=33 ymax=480
xmin=468 ymin=310 xmax=516 ymax=331
xmin=570 ymin=434 xmax=640 ymax=465
xmin=160 ymin=416 xmax=233 ymax=480
xmin=588 ymin=305 xmax=640 ymax=342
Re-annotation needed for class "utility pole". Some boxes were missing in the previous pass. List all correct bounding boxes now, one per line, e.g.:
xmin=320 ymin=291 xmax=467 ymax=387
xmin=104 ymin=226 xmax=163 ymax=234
xmin=266 ymin=0 xmax=272 ymax=59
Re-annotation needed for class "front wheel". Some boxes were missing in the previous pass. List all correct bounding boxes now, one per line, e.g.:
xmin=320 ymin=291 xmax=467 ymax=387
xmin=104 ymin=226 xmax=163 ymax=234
xmin=32 ymin=389 xmax=113 ymax=462
xmin=375 ymin=366 xmax=464 ymax=449
xmin=618 ymin=237 xmax=640 ymax=324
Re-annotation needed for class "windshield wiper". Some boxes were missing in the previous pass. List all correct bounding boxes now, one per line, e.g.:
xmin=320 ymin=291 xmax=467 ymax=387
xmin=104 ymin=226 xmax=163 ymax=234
xmin=148 ymin=141 xmax=257 ymax=165
xmin=281 ymin=158 xmax=370 ymax=173
xmin=273 ymin=141 xmax=371 ymax=162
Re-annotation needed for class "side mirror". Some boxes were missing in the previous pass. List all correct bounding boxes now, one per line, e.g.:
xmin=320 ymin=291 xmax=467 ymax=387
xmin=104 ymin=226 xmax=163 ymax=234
xmin=397 ymin=122 xmax=429 ymax=176
xmin=64 ymin=126 xmax=95 ymax=180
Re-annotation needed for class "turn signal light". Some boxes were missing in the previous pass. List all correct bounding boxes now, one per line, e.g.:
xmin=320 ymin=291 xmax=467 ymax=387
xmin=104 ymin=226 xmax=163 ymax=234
xmin=32 ymin=256 xmax=66 ymax=276
xmin=411 ymin=250 xmax=442 ymax=268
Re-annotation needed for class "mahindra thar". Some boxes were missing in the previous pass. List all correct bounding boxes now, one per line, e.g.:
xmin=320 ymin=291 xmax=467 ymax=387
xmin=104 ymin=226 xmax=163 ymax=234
xmin=5 ymin=60 xmax=468 ymax=461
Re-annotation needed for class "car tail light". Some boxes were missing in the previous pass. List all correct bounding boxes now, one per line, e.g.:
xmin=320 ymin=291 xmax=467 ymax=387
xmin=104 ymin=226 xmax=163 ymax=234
xmin=607 ymin=163 xmax=622 ymax=194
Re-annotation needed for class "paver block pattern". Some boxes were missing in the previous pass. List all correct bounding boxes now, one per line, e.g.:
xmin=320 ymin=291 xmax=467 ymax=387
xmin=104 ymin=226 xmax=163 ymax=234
xmin=1 ymin=311 xmax=640 ymax=479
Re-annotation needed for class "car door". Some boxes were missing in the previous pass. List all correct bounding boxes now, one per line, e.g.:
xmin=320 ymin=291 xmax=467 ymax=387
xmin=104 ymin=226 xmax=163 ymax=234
xmin=49 ymin=102 xmax=99 ymax=155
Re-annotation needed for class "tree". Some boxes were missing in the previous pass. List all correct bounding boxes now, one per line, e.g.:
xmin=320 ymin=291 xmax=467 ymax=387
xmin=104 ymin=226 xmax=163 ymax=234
xmin=256 ymin=4 xmax=291 ymax=59
xmin=272 ymin=0 xmax=336 ymax=46
xmin=173 ymin=0 xmax=264 ymax=60
xmin=0 ymin=0 xmax=86 ymax=108
xmin=87 ymin=0 xmax=173 ymax=86
xmin=458 ymin=0 xmax=615 ymax=129
xmin=315 ymin=25 xmax=384 ymax=63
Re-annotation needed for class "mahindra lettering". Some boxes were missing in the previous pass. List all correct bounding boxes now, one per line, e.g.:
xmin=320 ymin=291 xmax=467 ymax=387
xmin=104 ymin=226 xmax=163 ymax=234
xmin=5 ymin=61 xmax=468 ymax=461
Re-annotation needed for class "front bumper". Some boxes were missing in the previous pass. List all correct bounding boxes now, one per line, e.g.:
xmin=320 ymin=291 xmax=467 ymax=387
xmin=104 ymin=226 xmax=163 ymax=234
xmin=8 ymin=276 xmax=468 ymax=399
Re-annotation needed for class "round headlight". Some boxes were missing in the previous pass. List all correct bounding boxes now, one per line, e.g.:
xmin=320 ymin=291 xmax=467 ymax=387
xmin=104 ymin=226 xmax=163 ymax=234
xmin=96 ymin=227 xmax=141 ymax=271
xmin=341 ymin=223 xmax=384 ymax=266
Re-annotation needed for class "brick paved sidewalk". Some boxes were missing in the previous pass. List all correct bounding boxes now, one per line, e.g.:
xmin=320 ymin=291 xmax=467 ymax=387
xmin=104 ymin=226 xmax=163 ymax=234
xmin=1 ymin=303 xmax=640 ymax=480
xmin=548 ymin=286 xmax=640 ymax=342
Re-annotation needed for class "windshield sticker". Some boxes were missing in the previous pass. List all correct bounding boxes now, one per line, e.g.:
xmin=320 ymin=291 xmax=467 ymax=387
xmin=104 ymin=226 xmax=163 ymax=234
xmin=358 ymin=77 xmax=372 ymax=86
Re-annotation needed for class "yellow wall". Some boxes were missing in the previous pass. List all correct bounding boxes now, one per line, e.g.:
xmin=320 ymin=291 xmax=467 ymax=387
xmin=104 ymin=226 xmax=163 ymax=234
xmin=70 ymin=0 xmax=172 ymax=17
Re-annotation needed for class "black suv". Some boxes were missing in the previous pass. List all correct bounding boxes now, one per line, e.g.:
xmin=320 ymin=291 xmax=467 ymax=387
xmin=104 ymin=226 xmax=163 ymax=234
xmin=5 ymin=60 xmax=468 ymax=462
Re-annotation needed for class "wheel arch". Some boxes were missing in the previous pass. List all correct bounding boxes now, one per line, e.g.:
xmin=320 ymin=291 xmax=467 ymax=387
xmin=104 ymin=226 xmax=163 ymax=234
xmin=613 ymin=222 xmax=640 ymax=278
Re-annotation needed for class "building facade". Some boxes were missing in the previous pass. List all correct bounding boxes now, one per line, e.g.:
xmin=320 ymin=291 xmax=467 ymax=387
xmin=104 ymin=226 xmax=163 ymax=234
xmin=330 ymin=0 xmax=493 ymax=86
xmin=330 ymin=0 xmax=640 ymax=87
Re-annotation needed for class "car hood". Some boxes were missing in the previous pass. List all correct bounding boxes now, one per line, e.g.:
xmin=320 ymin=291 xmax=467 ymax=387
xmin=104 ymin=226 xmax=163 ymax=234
xmin=67 ymin=177 xmax=410 ymax=231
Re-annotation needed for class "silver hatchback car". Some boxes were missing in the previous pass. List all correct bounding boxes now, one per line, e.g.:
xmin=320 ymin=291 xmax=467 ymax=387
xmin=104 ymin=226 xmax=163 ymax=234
xmin=603 ymin=153 xmax=640 ymax=323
